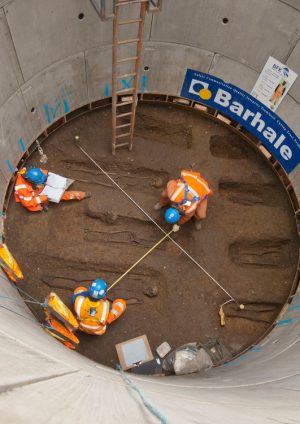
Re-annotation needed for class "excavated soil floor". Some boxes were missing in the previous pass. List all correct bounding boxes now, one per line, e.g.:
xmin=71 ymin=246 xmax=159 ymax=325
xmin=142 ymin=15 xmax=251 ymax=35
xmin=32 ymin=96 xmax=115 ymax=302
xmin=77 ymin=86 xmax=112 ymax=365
xmin=5 ymin=102 xmax=299 ymax=368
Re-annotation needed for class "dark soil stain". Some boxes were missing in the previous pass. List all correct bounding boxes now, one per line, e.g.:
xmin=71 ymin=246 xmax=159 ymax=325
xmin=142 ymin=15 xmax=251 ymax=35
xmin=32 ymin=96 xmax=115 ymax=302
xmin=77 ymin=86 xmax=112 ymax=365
xmin=229 ymin=238 xmax=294 ymax=268
xmin=219 ymin=181 xmax=279 ymax=206
xmin=210 ymin=134 xmax=249 ymax=159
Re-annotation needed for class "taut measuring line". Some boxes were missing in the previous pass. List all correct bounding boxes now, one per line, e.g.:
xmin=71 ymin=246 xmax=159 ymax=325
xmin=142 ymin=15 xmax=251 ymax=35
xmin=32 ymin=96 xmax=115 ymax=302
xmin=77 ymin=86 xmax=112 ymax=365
xmin=75 ymin=138 xmax=238 ymax=304
xmin=108 ymin=225 xmax=179 ymax=292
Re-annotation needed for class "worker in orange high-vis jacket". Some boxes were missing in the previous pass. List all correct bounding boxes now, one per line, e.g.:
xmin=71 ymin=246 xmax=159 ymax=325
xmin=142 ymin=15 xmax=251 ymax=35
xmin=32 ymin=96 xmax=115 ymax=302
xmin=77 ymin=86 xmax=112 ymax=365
xmin=154 ymin=170 xmax=213 ymax=230
xmin=71 ymin=279 xmax=126 ymax=336
xmin=14 ymin=167 xmax=91 ymax=212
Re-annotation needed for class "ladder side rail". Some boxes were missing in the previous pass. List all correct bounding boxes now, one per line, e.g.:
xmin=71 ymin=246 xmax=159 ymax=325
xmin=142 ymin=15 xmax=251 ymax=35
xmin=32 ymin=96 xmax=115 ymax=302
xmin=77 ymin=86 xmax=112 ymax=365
xmin=112 ymin=3 xmax=120 ymax=154
xmin=129 ymin=1 xmax=147 ymax=150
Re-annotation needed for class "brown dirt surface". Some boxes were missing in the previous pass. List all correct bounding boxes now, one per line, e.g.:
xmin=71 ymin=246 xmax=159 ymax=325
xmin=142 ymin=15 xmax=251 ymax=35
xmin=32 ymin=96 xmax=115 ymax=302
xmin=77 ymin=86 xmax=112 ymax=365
xmin=5 ymin=102 xmax=299 ymax=369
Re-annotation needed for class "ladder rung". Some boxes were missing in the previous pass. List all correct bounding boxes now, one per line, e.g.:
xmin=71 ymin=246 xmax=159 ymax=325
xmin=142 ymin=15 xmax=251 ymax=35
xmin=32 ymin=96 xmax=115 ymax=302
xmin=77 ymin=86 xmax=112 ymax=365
xmin=116 ymin=123 xmax=131 ymax=129
xmin=117 ymin=73 xmax=136 ymax=79
xmin=117 ymin=38 xmax=140 ymax=45
xmin=116 ymin=112 xmax=133 ymax=118
xmin=116 ymin=101 xmax=134 ymax=107
xmin=117 ymin=88 xmax=134 ymax=94
xmin=115 ymin=142 xmax=130 ymax=148
xmin=116 ymin=1 xmax=147 ymax=6
xmin=116 ymin=132 xmax=131 ymax=138
xmin=119 ymin=19 xmax=142 ymax=25
xmin=117 ymin=56 xmax=138 ymax=63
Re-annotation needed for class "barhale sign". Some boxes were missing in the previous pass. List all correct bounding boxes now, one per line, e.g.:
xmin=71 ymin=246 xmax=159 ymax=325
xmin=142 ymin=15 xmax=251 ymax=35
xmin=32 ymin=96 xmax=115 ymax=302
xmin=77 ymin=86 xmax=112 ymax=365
xmin=181 ymin=69 xmax=300 ymax=174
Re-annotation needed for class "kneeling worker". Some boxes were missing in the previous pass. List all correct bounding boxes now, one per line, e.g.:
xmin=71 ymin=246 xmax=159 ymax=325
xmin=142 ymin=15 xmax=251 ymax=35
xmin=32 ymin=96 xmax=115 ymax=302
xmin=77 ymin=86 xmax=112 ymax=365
xmin=14 ymin=167 xmax=91 ymax=212
xmin=72 ymin=279 xmax=126 ymax=336
xmin=154 ymin=170 xmax=213 ymax=230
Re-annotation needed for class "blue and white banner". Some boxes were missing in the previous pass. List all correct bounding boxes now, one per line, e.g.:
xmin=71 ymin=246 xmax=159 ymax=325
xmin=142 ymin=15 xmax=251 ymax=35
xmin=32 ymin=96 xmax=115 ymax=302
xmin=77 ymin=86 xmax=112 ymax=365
xmin=181 ymin=69 xmax=300 ymax=173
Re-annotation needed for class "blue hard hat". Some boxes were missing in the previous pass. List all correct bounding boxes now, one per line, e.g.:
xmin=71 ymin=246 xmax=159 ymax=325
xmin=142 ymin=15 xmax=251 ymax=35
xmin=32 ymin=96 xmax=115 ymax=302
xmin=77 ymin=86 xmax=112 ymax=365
xmin=88 ymin=279 xmax=108 ymax=300
xmin=25 ymin=168 xmax=47 ymax=185
xmin=164 ymin=208 xmax=180 ymax=224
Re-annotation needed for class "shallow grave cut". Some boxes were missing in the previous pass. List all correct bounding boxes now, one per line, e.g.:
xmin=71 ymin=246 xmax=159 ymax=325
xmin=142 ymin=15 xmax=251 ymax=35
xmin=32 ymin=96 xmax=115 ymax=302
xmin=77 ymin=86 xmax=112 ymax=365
xmin=6 ymin=102 xmax=299 ymax=368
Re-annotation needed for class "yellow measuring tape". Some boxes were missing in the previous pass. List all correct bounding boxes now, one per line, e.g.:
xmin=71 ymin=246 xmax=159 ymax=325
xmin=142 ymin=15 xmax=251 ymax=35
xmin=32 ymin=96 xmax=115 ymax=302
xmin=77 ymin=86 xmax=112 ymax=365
xmin=107 ymin=224 xmax=180 ymax=292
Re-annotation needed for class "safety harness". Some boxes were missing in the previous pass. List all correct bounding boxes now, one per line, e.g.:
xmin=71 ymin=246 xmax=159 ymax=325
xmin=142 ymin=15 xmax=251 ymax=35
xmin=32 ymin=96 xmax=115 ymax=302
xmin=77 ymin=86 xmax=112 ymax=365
xmin=172 ymin=177 xmax=203 ymax=210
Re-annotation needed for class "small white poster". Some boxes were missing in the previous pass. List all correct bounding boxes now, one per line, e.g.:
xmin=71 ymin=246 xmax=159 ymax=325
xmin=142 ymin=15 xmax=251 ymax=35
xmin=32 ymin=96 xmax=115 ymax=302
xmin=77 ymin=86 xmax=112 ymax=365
xmin=251 ymin=56 xmax=298 ymax=111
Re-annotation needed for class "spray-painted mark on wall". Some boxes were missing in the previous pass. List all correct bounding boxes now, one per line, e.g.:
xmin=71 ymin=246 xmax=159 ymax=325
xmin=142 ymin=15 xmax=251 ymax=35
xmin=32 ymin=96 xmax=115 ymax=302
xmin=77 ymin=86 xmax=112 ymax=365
xmin=44 ymin=86 xmax=72 ymax=124
xmin=121 ymin=76 xmax=134 ymax=89
xmin=288 ymin=304 xmax=300 ymax=312
xmin=141 ymin=74 xmax=148 ymax=93
xmin=223 ymin=353 xmax=250 ymax=367
xmin=223 ymin=310 xmax=300 ymax=367
xmin=19 ymin=137 xmax=26 ymax=153
xmin=223 ymin=344 xmax=266 ymax=368
xmin=250 ymin=346 xmax=263 ymax=352
xmin=278 ymin=299 xmax=300 ymax=323
xmin=104 ymin=74 xmax=148 ymax=97
xmin=276 ymin=318 xmax=295 ymax=326
xmin=6 ymin=159 xmax=13 ymax=173
xmin=104 ymin=82 xmax=109 ymax=97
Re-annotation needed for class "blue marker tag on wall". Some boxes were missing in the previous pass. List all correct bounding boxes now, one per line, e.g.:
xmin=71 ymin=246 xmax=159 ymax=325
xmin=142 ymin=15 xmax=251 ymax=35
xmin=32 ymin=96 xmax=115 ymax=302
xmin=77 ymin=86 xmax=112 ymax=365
xmin=19 ymin=137 xmax=26 ymax=152
xmin=181 ymin=69 xmax=300 ymax=173
xmin=6 ymin=159 xmax=13 ymax=173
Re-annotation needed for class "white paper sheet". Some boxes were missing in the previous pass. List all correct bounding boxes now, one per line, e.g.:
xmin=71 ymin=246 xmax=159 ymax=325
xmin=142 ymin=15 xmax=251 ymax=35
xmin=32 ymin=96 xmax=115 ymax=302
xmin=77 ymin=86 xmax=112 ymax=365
xmin=46 ymin=172 xmax=68 ymax=189
xmin=40 ymin=185 xmax=65 ymax=203
xmin=40 ymin=172 xmax=74 ymax=203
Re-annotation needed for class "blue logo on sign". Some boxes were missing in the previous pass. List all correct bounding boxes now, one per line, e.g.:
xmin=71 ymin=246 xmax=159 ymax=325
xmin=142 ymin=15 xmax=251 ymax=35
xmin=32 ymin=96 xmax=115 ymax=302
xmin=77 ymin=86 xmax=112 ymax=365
xmin=181 ymin=69 xmax=300 ymax=173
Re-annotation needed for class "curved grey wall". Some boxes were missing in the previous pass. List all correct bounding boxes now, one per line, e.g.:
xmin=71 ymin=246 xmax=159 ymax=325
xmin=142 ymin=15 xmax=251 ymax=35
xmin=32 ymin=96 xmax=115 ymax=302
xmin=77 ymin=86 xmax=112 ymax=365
xmin=0 ymin=1 xmax=300 ymax=422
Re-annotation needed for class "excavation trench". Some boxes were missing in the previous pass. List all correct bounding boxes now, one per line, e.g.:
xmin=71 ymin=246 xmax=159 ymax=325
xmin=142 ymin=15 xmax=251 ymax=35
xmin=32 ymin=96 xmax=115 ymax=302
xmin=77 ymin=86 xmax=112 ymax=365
xmin=5 ymin=102 xmax=299 ymax=370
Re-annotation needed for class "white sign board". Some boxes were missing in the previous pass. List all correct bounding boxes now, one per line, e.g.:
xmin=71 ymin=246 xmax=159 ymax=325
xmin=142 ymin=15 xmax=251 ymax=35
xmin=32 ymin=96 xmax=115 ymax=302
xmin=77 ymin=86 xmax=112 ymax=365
xmin=251 ymin=56 xmax=297 ymax=111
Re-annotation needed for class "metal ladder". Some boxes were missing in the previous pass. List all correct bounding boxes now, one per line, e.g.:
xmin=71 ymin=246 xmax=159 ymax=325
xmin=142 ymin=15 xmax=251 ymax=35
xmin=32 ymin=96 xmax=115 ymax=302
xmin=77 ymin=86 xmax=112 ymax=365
xmin=111 ymin=0 xmax=147 ymax=155
xmin=89 ymin=0 xmax=162 ymax=155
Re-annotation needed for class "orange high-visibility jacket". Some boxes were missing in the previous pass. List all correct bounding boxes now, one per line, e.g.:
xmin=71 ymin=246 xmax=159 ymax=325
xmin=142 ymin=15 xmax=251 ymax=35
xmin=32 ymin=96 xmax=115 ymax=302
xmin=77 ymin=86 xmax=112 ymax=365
xmin=74 ymin=287 xmax=111 ymax=335
xmin=14 ymin=169 xmax=48 ymax=212
xmin=168 ymin=170 xmax=213 ymax=214
xmin=45 ymin=316 xmax=80 ymax=350
xmin=73 ymin=287 xmax=126 ymax=335
xmin=0 ymin=243 xmax=24 ymax=282
xmin=44 ymin=292 xmax=79 ymax=332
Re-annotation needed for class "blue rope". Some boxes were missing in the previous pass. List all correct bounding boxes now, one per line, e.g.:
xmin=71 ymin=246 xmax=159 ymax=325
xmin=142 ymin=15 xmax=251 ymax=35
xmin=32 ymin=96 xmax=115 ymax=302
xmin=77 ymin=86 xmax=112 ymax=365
xmin=0 ymin=304 xmax=51 ymax=330
xmin=116 ymin=365 xmax=169 ymax=424
xmin=0 ymin=293 xmax=44 ymax=306
xmin=15 ymin=285 xmax=43 ymax=304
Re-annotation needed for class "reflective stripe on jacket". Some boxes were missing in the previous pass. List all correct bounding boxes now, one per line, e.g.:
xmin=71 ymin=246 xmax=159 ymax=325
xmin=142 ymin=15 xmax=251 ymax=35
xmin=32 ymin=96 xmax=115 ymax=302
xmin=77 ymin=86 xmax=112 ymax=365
xmin=169 ymin=170 xmax=212 ymax=214
xmin=14 ymin=171 xmax=48 ymax=212
xmin=107 ymin=299 xmax=127 ymax=324
xmin=74 ymin=286 xmax=110 ymax=335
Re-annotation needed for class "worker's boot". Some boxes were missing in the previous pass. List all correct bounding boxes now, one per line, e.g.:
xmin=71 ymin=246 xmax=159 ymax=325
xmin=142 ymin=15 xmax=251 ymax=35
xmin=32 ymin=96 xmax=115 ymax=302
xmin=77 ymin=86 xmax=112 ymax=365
xmin=153 ymin=202 xmax=163 ymax=211
xmin=42 ymin=204 xmax=49 ymax=212
xmin=194 ymin=220 xmax=202 ymax=231
xmin=84 ymin=192 xmax=92 ymax=199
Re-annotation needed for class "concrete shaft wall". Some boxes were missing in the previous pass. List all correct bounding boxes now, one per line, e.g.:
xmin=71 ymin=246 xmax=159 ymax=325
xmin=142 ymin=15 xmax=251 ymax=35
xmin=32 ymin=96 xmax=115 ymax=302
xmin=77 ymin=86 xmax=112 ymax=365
xmin=0 ymin=1 xmax=299 ymax=422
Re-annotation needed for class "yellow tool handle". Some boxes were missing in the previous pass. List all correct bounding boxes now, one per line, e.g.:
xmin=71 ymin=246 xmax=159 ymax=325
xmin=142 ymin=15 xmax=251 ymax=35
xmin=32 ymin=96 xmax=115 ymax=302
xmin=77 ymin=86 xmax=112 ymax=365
xmin=219 ymin=306 xmax=226 ymax=327
xmin=107 ymin=226 xmax=178 ymax=292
